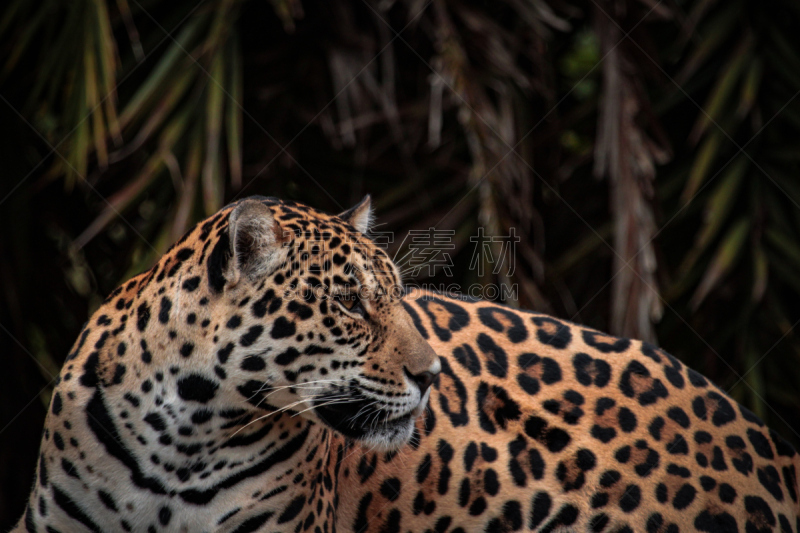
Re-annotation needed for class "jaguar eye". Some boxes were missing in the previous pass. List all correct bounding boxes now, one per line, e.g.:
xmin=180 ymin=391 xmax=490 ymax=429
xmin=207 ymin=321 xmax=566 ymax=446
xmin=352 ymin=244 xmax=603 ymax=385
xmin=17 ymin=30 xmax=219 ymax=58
xmin=334 ymin=293 xmax=367 ymax=318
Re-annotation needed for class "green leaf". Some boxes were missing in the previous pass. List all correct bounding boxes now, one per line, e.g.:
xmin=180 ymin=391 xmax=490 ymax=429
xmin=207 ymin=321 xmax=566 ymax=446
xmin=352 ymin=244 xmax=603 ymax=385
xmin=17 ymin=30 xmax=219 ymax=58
xmin=768 ymin=29 xmax=800 ymax=80
xmin=2 ymin=3 xmax=50 ymax=75
xmin=690 ymin=217 xmax=750 ymax=309
xmin=171 ymin=125 xmax=203 ymax=242
xmin=766 ymin=252 xmax=800 ymax=296
xmin=751 ymin=244 xmax=768 ymax=303
xmin=765 ymin=228 xmax=800 ymax=269
xmin=226 ymin=36 xmax=243 ymax=189
xmin=92 ymin=0 xmax=121 ymax=143
xmin=119 ymin=14 xmax=205 ymax=128
xmin=203 ymin=51 xmax=225 ymax=215
xmin=84 ymin=51 xmax=108 ymax=169
xmin=551 ymin=223 xmax=612 ymax=275
xmin=676 ymin=2 xmax=739 ymax=83
xmin=676 ymin=157 xmax=747 ymax=281
xmin=743 ymin=337 xmax=767 ymax=419
xmin=109 ymin=67 xmax=195 ymax=163
xmin=689 ymin=35 xmax=751 ymax=142
xmin=737 ymin=58 xmax=762 ymax=118
xmin=269 ymin=0 xmax=304 ymax=33
xmin=681 ymin=129 xmax=724 ymax=203
xmin=0 ymin=0 xmax=29 ymax=38
xmin=74 ymin=103 xmax=194 ymax=249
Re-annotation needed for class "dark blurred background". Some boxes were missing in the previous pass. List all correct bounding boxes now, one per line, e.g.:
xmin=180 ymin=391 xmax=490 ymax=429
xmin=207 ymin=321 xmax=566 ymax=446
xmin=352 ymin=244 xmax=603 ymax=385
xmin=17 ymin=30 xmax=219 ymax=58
xmin=2 ymin=0 xmax=800 ymax=526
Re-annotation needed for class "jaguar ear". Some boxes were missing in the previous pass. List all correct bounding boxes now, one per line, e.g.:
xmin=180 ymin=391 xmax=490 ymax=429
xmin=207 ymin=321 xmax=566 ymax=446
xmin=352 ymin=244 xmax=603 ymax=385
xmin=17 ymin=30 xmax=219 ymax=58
xmin=338 ymin=195 xmax=372 ymax=234
xmin=227 ymin=199 xmax=282 ymax=286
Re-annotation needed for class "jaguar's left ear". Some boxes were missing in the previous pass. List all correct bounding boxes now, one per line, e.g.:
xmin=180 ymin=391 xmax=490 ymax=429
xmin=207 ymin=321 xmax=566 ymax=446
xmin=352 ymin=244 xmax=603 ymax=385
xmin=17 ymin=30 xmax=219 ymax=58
xmin=338 ymin=195 xmax=373 ymax=234
xmin=227 ymin=199 xmax=283 ymax=287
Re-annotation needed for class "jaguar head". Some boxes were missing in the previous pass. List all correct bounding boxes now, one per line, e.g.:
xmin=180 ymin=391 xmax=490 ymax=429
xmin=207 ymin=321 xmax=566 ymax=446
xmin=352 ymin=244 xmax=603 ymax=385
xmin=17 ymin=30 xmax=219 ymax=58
xmin=216 ymin=196 xmax=439 ymax=450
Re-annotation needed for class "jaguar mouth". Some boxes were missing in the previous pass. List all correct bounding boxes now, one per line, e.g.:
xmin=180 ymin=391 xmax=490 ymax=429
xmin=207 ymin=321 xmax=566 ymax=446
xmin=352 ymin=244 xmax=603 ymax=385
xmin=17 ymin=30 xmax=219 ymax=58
xmin=312 ymin=396 xmax=416 ymax=442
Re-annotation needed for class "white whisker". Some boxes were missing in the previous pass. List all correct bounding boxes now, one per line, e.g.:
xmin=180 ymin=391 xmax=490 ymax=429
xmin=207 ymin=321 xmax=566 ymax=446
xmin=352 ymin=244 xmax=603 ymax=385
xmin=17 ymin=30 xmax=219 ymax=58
xmin=292 ymin=397 xmax=350 ymax=417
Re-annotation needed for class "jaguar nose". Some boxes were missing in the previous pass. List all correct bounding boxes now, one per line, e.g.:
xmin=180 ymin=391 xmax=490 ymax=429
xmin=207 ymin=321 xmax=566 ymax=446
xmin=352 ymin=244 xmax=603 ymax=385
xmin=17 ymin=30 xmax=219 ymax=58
xmin=405 ymin=367 xmax=437 ymax=394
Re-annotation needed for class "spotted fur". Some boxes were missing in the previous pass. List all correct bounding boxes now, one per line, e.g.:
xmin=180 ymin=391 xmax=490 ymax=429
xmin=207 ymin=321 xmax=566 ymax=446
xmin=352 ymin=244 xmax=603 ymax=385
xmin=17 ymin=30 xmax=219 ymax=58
xmin=14 ymin=196 xmax=799 ymax=533
xmin=342 ymin=288 xmax=800 ymax=532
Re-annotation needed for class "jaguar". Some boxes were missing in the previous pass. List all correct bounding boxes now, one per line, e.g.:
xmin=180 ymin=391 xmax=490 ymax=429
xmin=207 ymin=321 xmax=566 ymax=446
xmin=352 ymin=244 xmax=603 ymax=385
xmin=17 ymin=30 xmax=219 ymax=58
xmin=14 ymin=195 xmax=800 ymax=533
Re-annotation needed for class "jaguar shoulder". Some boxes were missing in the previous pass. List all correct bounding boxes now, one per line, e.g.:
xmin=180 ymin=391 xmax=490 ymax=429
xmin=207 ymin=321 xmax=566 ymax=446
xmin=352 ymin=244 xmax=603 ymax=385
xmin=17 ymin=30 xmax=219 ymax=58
xmin=15 ymin=196 xmax=799 ymax=533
